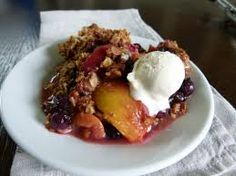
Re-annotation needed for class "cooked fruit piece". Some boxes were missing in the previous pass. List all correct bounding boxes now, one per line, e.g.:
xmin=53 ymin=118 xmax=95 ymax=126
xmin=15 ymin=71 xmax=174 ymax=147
xmin=94 ymin=82 xmax=148 ymax=142
xmin=103 ymin=121 xmax=122 ymax=139
xmin=73 ymin=113 xmax=106 ymax=139
xmin=82 ymin=45 xmax=110 ymax=73
xmin=127 ymin=44 xmax=140 ymax=60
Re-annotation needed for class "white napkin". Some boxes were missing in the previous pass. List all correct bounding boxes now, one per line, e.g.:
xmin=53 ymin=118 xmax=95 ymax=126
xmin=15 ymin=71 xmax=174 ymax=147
xmin=39 ymin=9 xmax=162 ymax=46
xmin=11 ymin=9 xmax=236 ymax=176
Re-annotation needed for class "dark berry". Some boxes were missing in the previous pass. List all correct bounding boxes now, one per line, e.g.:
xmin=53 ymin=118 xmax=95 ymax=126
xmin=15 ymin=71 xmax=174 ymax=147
xmin=56 ymin=95 xmax=74 ymax=115
xmin=180 ymin=78 xmax=194 ymax=97
xmin=103 ymin=121 xmax=122 ymax=139
xmin=44 ymin=94 xmax=73 ymax=115
xmin=125 ymin=59 xmax=134 ymax=74
xmin=68 ymin=68 xmax=78 ymax=90
xmin=49 ymin=113 xmax=72 ymax=130
xmin=171 ymin=91 xmax=186 ymax=103
xmin=133 ymin=43 xmax=146 ymax=53
xmin=156 ymin=109 xmax=170 ymax=118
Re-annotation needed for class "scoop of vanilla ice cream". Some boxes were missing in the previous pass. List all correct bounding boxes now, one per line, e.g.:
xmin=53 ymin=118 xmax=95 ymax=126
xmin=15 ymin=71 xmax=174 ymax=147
xmin=127 ymin=51 xmax=185 ymax=116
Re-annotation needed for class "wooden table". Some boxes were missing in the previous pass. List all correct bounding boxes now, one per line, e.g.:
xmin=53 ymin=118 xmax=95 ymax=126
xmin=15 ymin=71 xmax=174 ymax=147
xmin=0 ymin=0 xmax=235 ymax=175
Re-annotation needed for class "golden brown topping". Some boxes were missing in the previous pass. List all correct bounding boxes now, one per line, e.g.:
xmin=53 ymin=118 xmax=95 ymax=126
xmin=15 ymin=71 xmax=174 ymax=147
xmin=170 ymin=102 xmax=187 ymax=118
xmin=110 ymin=29 xmax=131 ymax=46
xmin=143 ymin=117 xmax=159 ymax=132
xmin=75 ymin=95 xmax=95 ymax=114
xmin=88 ymin=72 xmax=99 ymax=89
xmin=105 ymin=68 xmax=122 ymax=79
xmin=69 ymin=90 xmax=79 ymax=107
xmin=100 ymin=57 xmax=113 ymax=68
xmin=104 ymin=62 xmax=125 ymax=79
xmin=76 ymin=72 xmax=99 ymax=95
xmin=58 ymin=23 xmax=131 ymax=60
xmin=106 ymin=46 xmax=122 ymax=57
xmin=44 ymin=60 xmax=78 ymax=95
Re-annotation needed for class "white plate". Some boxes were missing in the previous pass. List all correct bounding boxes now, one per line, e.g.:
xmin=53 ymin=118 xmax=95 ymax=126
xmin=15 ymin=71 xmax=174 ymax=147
xmin=0 ymin=36 xmax=214 ymax=176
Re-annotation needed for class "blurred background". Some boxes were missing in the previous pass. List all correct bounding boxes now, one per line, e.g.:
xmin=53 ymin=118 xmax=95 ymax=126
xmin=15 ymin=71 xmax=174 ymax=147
xmin=0 ymin=0 xmax=236 ymax=175
xmin=0 ymin=0 xmax=235 ymax=106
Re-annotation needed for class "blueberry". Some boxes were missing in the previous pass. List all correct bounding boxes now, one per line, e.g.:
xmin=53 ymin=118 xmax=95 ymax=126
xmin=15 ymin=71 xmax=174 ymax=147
xmin=156 ymin=109 xmax=170 ymax=118
xmin=180 ymin=78 xmax=194 ymax=97
xmin=103 ymin=121 xmax=122 ymax=139
xmin=133 ymin=43 xmax=146 ymax=53
xmin=169 ymin=78 xmax=194 ymax=104
xmin=125 ymin=59 xmax=134 ymax=74
xmin=56 ymin=95 xmax=71 ymax=113
xmin=45 ymin=94 xmax=73 ymax=115
xmin=174 ymin=91 xmax=185 ymax=102
xmin=49 ymin=113 xmax=72 ymax=130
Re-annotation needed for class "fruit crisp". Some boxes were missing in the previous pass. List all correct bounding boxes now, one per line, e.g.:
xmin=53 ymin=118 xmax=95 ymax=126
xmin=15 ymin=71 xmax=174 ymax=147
xmin=41 ymin=24 xmax=194 ymax=143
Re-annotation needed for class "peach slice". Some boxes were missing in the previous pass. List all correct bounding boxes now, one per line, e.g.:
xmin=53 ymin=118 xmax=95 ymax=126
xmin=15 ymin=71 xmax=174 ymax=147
xmin=94 ymin=82 xmax=148 ymax=142
xmin=73 ymin=113 xmax=106 ymax=139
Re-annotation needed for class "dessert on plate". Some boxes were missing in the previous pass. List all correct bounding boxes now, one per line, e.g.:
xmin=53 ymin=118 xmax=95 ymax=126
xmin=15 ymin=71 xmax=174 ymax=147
xmin=41 ymin=24 xmax=194 ymax=143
